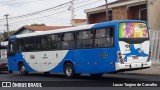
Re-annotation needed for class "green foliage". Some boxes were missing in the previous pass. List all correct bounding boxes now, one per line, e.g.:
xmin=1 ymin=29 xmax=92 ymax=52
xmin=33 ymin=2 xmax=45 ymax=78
xmin=0 ymin=31 xmax=16 ymax=41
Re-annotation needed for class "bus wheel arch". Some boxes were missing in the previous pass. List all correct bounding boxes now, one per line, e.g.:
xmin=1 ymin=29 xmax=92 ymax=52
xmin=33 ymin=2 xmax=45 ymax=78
xmin=63 ymin=61 xmax=77 ymax=78
xmin=18 ymin=61 xmax=29 ymax=75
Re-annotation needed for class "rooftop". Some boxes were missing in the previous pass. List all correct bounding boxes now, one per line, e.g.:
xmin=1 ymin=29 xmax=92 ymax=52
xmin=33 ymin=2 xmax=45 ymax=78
xmin=24 ymin=26 xmax=72 ymax=31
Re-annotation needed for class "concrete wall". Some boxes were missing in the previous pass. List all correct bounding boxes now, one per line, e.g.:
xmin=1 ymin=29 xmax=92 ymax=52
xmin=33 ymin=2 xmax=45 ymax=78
xmin=148 ymin=0 xmax=160 ymax=30
xmin=87 ymin=11 xmax=106 ymax=24
xmin=150 ymin=31 xmax=160 ymax=64
xmin=148 ymin=0 xmax=160 ymax=64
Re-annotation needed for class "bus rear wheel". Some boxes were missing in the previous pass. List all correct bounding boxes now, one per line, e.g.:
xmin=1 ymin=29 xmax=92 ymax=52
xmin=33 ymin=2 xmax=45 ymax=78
xmin=19 ymin=63 xmax=29 ymax=75
xmin=44 ymin=72 xmax=50 ymax=76
xmin=64 ymin=62 xmax=76 ymax=78
xmin=9 ymin=71 xmax=13 ymax=74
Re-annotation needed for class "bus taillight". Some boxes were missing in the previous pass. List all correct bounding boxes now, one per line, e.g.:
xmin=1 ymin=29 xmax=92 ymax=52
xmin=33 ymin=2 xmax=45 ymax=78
xmin=147 ymin=51 xmax=151 ymax=62
xmin=117 ymin=52 xmax=121 ymax=55
xmin=117 ymin=51 xmax=124 ymax=64
xmin=149 ymin=51 xmax=151 ymax=58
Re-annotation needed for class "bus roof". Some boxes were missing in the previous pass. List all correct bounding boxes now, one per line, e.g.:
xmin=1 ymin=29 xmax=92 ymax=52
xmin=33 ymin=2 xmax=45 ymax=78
xmin=9 ymin=20 xmax=146 ymax=39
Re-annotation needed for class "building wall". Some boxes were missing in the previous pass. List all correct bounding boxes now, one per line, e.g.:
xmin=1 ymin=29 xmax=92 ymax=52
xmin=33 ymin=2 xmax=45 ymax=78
xmin=87 ymin=6 xmax=128 ymax=24
xmin=148 ymin=0 xmax=160 ymax=30
xmin=128 ymin=4 xmax=146 ymax=20
xmin=148 ymin=0 xmax=160 ymax=64
xmin=72 ymin=21 xmax=87 ymax=26
xmin=112 ymin=6 xmax=128 ymax=20
xmin=88 ymin=11 xmax=106 ymax=24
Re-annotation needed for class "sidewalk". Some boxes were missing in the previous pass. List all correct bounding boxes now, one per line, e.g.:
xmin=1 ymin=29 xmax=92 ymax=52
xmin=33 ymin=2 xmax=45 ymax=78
xmin=121 ymin=65 xmax=160 ymax=76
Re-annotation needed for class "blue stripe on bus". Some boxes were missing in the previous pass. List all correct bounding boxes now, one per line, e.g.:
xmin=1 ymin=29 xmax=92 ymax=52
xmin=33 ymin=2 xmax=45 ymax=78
xmin=50 ymin=48 xmax=117 ymax=73
xmin=8 ymin=48 xmax=117 ymax=73
xmin=9 ymin=35 xmax=17 ymax=40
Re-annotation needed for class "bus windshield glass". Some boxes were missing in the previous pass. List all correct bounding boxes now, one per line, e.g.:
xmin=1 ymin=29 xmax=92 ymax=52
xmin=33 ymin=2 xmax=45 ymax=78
xmin=119 ymin=22 xmax=148 ymax=39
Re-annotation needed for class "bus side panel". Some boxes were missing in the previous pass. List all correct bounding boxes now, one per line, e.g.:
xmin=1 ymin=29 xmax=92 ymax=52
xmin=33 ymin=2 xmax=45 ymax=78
xmin=50 ymin=48 xmax=117 ymax=74
xmin=8 ymin=49 xmax=117 ymax=74
xmin=74 ymin=49 xmax=117 ymax=73
xmin=8 ymin=56 xmax=17 ymax=71
xmin=8 ymin=53 xmax=35 ymax=72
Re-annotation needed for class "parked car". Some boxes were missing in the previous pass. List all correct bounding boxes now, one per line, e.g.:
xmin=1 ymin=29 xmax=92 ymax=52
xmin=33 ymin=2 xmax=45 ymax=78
xmin=0 ymin=58 xmax=8 ymax=71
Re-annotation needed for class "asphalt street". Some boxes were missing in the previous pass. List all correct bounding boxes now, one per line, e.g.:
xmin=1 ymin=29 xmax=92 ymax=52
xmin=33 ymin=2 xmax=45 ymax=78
xmin=0 ymin=71 xmax=160 ymax=90
xmin=0 ymin=71 xmax=160 ymax=81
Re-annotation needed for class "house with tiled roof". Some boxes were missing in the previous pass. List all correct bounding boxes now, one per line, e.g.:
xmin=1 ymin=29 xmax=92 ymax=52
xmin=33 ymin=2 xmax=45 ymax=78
xmin=2 ymin=25 xmax=71 ymax=41
xmin=14 ymin=25 xmax=72 ymax=35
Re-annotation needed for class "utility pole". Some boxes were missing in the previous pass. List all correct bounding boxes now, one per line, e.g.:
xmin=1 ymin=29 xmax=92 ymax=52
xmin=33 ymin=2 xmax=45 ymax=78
xmin=68 ymin=0 xmax=75 ymax=26
xmin=105 ymin=0 xmax=108 ymax=21
xmin=4 ymin=14 xmax=9 ymax=37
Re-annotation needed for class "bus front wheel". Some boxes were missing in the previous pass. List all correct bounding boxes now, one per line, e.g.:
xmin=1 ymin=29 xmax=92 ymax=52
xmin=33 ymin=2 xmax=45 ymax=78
xmin=19 ymin=63 xmax=29 ymax=75
xmin=64 ymin=62 xmax=76 ymax=78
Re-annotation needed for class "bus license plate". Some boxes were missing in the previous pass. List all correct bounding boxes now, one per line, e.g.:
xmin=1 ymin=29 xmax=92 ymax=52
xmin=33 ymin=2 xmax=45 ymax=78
xmin=132 ymin=56 xmax=138 ymax=59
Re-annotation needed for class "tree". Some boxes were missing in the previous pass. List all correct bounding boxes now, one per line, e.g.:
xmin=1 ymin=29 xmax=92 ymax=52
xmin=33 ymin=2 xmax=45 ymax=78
xmin=0 ymin=31 xmax=16 ymax=41
xmin=31 ymin=23 xmax=46 ymax=26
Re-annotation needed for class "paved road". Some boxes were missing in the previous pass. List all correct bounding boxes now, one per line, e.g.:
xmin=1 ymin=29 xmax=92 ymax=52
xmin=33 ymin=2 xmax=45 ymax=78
xmin=0 ymin=71 xmax=160 ymax=90
xmin=0 ymin=71 xmax=160 ymax=81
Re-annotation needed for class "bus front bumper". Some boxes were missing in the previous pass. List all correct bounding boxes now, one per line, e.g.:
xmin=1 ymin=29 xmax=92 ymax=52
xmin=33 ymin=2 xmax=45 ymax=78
xmin=115 ymin=61 xmax=151 ymax=71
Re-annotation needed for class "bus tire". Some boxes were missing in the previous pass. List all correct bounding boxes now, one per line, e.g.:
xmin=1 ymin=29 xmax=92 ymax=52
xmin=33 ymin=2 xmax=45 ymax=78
xmin=90 ymin=73 xmax=103 ymax=78
xmin=64 ymin=62 xmax=76 ymax=78
xmin=9 ymin=71 xmax=13 ymax=74
xmin=44 ymin=72 xmax=50 ymax=75
xmin=19 ymin=63 xmax=29 ymax=75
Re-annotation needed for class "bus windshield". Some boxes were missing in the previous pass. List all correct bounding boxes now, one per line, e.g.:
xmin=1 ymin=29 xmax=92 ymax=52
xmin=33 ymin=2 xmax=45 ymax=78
xmin=119 ymin=22 xmax=148 ymax=39
xmin=119 ymin=22 xmax=149 ymax=44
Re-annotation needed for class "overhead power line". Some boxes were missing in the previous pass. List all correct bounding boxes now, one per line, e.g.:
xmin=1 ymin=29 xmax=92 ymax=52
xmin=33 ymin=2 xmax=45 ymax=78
xmin=0 ymin=0 xmax=102 ymax=26
xmin=0 ymin=0 xmax=16 ymax=3
xmin=7 ymin=0 xmax=102 ymax=25
xmin=0 ymin=0 xmax=103 ymax=27
xmin=0 ymin=0 xmax=94 ymax=21
xmin=0 ymin=1 xmax=70 ymax=21
xmin=0 ymin=0 xmax=44 ymax=5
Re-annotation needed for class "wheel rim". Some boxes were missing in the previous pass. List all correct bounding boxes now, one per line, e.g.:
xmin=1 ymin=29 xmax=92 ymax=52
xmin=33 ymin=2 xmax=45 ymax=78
xmin=21 ymin=65 xmax=25 ymax=74
xmin=66 ymin=66 xmax=72 ymax=76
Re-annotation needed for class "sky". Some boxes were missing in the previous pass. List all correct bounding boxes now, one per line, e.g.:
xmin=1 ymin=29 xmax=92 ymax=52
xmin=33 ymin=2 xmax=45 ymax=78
xmin=0 ymin=0 xmax=117 ymax=32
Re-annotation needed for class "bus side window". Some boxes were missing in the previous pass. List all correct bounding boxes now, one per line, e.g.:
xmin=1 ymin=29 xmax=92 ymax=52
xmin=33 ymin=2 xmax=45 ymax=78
xmin=24 ymin=37 xmax=35 ymax=52
xmin=8 ymin=39 xmax=17 ymax=55
xmin=61 ymin=32 xmax=75 ymax=50
xmin=17 ymin=38 xmax=25 ymax=52
xmin=48 ymin=34 xmax=60 ymax=50
xmin=95 ymin=27 xmax=114 ymax=47
xmin=41 ymin=36 xmax=48 ymax=50
xmin=77 ymin=30 xmax=93 ymax=48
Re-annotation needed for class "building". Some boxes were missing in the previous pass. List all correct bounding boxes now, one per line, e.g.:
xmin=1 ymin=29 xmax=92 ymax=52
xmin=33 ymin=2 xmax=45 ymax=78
xmin=85 ymin=0 xmax=160 ymax=64
xmin=12 ymin=25 xmax=72 ymax=35
xmin=71 ymin=19 xmax=87 ymax=26
xmin=85 ymin=0 xmax=147 ymax=24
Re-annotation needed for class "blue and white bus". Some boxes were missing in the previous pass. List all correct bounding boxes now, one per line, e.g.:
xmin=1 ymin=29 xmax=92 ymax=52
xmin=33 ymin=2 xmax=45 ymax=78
xmin=7 ymin=20 xmax=151 ymax=78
